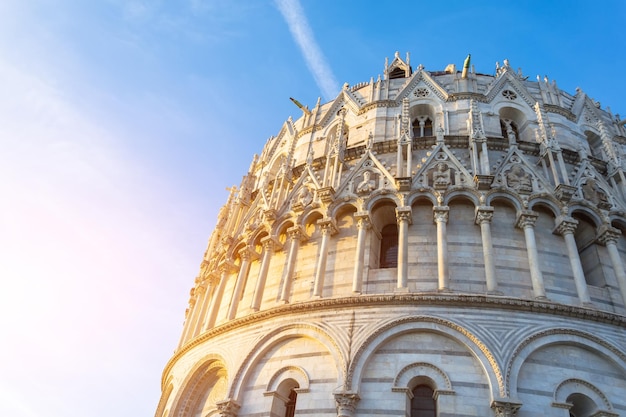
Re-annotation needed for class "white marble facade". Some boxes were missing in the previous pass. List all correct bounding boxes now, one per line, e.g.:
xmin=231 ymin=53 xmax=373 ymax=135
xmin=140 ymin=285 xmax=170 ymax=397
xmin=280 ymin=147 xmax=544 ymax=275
xmin=156 ymin=54 xmax=626 ymax=417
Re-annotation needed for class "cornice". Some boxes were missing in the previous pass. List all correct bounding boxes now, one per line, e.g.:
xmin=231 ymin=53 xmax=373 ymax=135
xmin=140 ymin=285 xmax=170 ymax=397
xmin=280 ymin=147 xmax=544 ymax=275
xmin=161 ymin=293 xmax=626 ymax=388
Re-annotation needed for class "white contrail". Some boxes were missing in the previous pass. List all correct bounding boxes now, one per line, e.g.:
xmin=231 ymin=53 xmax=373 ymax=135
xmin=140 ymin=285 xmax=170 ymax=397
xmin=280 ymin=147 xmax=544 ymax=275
xmin=274 ymin=0 xmax=340 ymax=101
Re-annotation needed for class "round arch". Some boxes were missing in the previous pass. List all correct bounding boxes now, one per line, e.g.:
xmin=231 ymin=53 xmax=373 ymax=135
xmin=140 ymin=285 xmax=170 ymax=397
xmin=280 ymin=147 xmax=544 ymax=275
xmin=228 ymin=322 xmax=346 ymax=402
xmin=486 ymin=190 xmax=524 ymax=212
xmin=347 ymin=315 xmax=503 ymax=400
xmin=445 ymin=189 xmax=481 ymax=207
xmin=506 ymin=328 xmax=626 ymax=398
xmin=170 ymin=355 xmax=230 ymax=417
xmin=568 ymin=204 xmax=606 ymax=228
xmin=554 ymin=378 xmax=613 ymax=411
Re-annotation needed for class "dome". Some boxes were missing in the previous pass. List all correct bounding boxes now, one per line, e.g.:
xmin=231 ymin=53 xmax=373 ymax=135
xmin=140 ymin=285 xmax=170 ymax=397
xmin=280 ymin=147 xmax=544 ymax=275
xmin=156 ymin=55 xmax=626 ymax=417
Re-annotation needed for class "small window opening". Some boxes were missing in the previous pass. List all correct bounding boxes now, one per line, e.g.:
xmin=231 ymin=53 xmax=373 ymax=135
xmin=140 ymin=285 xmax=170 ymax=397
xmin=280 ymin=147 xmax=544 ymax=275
xmin=284 ymin=389 xmax=297 ymax=417
xmin=411 ymin=385 xmax=436 ymax=417
xmin=389 ymin=67 xmax=406 ymax=79
xmin=380 ymin=224 xmax=398 ymax=268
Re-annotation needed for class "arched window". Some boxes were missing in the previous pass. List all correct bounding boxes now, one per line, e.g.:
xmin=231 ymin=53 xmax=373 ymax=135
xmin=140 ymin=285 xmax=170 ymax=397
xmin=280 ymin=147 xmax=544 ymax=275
xmin=389 ymin=67 xmax=406 ymax=79
xmin=271 ymin=379 xmax=300 ymax=417
xmin=411 ymin=385 xmax=436 ymax=417
xmin=567 ymin=392 xmax=598 ymax=417
xmin=380 ymin=224 xmax=398 ymax=268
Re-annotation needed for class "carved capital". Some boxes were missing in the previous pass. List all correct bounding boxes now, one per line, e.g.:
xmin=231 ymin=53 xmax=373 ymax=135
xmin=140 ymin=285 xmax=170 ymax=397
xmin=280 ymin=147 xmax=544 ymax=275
xmin=355 ymin=211 xmax=371 ymax=230
xmin=433 ymin=206 xmax=450 ymax=224
xmin=262 ymin=209 xmax=277 ymax=222
xmin=395 ymin=206 xmax=413 ymax=224
xmin=491 ymin=400 xmax=522 ymax=417
xmin=334 ymin=392 xmax=360 ymax=417
xmin=215 ymin=399 xmax=240 ymax=417
xmin=317 ymin=217 xmax=338 ymax=235
xmin=596 ymin=225 xmax=621 ymax=246
xmin=237 ymin=246 xmax=257 ymax=262
xmin=261 ymin=236 xmax=278 ymax=252
xmin=218 ymin=259 xmax=237 ymax=275
xmin=287 ymin=225 xmax=307 ymax=242
xmin=474 ymin=205 xmax=494 ymax=224
xmin=515 ymin=210 xmax=538 ymax=229
xmin=207 ymin=272 xmax=221 ymax=287
xmin=554 ymin=216 xmax=578 ymax=236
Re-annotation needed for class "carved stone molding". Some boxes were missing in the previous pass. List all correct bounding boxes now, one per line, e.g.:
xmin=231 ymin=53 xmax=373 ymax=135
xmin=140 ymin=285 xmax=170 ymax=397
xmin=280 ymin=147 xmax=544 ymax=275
xmin=395 ymin=176 xmax=412 ymax=191
xmin=474 ymin=174 xmax=495 ymax=190
xmin=554 ymin=183 xmax=577 ymax=202
xmin=317 ymin=186 xmax=335 ymax=204
xmin=166 ymin=294 xmax=626 ymax=387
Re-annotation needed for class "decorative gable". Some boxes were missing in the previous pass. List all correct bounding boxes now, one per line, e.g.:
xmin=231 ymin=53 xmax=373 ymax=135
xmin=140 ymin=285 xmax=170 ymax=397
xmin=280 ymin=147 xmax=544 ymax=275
xmin=490 ymin=146 xmax=551 ymax=195
xmin=412 ymin=142 xmax=473 ymax=190
xmin=396 ymin=69 xmax=449 ymax=102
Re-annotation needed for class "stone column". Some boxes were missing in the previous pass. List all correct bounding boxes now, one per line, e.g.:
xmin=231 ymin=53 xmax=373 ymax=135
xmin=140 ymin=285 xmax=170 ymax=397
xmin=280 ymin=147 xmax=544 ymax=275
xmin=205 ymin=262 xmax=234 ymax=329
xmin=280 ymin=226 xmax=306 ymax=303
xmin=178 ymin=289 xmax=198 ymax=348
xmin=596 ymin=225 xmax=626 ymax=307
xmin=555 ymin=217 xmax=592 ymax=305
xmin=475 ymin=206 xmax=498 ymax=293
xmin=434 ymin=206 xmax=450 ymax=291
xmin=250 ymin=236 xmax=276 ymax=311
xmin=313 ymin=218 xmax=338 ymax=297
xmin=352 ymin=211 xmax=371 ymax=294
xmin=334 ymin=392 xmax=360 ymax=417
xmin=227 ymin=247 xmax=255 ymax=320
xmin=191 ymin=276 xmax=215 ymax=337
xmin=395 ymin=206 xmax=412 ymax=290
xmin=516 ymin=210 xmax=547 ymax=299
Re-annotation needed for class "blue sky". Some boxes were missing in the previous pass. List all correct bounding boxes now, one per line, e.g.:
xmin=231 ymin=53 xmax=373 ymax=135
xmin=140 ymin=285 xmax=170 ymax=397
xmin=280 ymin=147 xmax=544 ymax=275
xmin=0 ymin=1 xmax=624 ymax=416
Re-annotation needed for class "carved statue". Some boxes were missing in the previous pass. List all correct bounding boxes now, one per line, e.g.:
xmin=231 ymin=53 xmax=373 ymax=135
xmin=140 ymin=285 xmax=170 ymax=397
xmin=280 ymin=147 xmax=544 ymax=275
xmin=433 ymin=163 xmax=451 ymax=190
xmin=298 ymin=185 xmax=313 ymax=207
xmin=506 ymin=165 xmax=532 ymax=193
xmin=356 ymin=171 xmax=376 ymax=193
xmin=582 ymin=178 xmax=610 ymax=207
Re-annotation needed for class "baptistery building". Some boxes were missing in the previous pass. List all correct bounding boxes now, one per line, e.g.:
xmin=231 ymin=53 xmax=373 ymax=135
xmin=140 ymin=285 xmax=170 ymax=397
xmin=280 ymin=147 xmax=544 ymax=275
xmin=156 ymin=54 xmax=626 ymax=417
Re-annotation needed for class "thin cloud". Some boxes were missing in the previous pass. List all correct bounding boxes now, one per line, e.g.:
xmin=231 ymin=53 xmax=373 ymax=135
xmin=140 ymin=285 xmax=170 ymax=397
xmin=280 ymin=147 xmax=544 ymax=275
xmin=274 ymin=0 xmax=339 ymax=101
